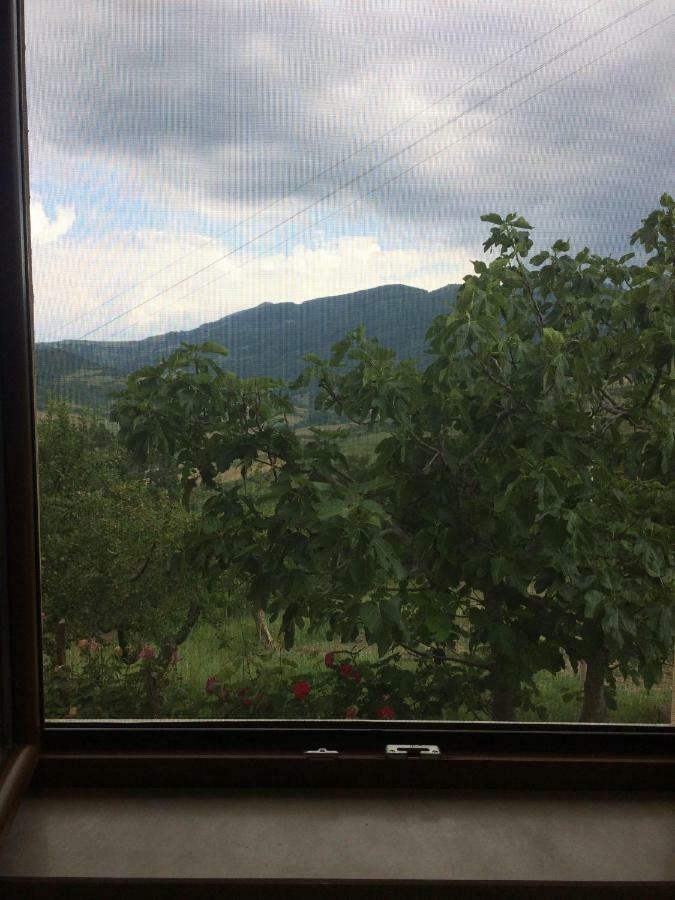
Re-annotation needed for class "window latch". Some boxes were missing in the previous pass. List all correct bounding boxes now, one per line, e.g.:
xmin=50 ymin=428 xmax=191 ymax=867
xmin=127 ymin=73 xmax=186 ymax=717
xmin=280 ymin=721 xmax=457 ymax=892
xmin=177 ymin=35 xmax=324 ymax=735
xmin=304 ymin=747 xmax=339 ymax=756
xmin=386 ymin=744 xmax=441 ymax=758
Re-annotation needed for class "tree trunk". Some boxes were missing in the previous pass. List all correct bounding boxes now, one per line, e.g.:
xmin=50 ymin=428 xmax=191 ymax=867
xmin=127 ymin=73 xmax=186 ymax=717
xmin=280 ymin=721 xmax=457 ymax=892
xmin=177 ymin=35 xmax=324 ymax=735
xmin=161 ymin=591 xmax=202 ymax=663
xmin=491 ymin=655 xmax=516 ymax=720
xmin=580 ymin=649 xmax=608 ymax=722
xmin=144 ymin=665 xmax=160 ymax=717
xmin=255 ymin=608 xmax=276 ymax=648
xmin=484 ymin=589 xmax=517 ymax=721
xmin=55 ymin=618 xmax=66 ymax=667
xmin=116 ymin=624 xmax=134 ymax=663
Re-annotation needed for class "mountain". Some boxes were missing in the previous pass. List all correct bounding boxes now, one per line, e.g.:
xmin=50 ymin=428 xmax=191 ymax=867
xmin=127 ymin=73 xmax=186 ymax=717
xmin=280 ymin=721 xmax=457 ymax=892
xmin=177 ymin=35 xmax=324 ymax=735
xmin=36 ymin=282 xmax=459 ymax=411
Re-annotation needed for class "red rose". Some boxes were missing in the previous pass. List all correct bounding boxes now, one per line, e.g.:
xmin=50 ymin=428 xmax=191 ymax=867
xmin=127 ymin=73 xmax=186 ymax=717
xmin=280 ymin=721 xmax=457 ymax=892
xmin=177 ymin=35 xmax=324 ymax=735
xmin=205 ymin=676 xmax=219 ymax=694
xmin=324 ymin=652 xmax=335 ymax=668
xmin=292 ymin=680 xmax=311 ymax=701
xmin=376 ymin=705 xmax=395 ymax=720
xmin=345 ymin=707 xmax=357 ymax=719
xmin=339 ymin=663 xmax=353 ymax=678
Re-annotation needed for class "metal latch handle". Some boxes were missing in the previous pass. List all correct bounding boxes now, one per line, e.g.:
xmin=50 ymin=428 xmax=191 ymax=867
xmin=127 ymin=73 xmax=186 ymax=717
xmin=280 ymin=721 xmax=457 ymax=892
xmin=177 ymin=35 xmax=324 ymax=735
xmin=386 ymin=744 xmax=440 ymax=758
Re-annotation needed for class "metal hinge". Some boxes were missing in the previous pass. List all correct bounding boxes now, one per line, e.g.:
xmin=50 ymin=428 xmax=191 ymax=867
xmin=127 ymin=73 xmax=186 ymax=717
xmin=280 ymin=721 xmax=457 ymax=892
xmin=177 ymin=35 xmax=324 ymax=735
xmin=386 ymin=744 xmax=441 ymax=758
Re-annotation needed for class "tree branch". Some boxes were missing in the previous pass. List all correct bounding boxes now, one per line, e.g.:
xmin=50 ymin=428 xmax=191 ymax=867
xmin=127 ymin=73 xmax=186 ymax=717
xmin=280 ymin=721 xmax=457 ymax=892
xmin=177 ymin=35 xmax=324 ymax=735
xmin=161 ymin=590 xmax=202 ymax=661
xmin=400 ymin=643 xmax=492 ymax=670
xmin=460 ymin=408 xmax=513 ymax=469
xmin=129 ymin=542 xmax=156 ymax=582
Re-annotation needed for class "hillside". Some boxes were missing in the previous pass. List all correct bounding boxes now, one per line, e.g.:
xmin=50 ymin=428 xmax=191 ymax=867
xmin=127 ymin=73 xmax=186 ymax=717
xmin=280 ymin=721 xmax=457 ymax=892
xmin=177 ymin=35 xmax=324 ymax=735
xmin=36 ymin=282 xmax=459 ymax=411
xmin=34 ymin=345 xmax=124 ymax=411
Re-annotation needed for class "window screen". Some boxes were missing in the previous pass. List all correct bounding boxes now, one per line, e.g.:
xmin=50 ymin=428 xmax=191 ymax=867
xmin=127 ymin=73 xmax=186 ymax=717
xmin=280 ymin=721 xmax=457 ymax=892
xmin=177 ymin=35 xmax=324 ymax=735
xmin=25 ymin=1 xmax=674 ymax=724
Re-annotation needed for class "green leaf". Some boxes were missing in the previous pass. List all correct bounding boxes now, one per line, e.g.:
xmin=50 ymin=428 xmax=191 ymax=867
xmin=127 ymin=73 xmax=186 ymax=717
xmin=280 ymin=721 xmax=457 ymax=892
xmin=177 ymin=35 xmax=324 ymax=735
xmin=584 ymin=590 xmax=604 ymax=619
xmin=361 ymin=602 xmax=381 ymax=635
xmin=315 ymin=499 xmax=351 ymax=520
xmin=480 ymin=213 xmax=503 ymax=225
xmin=490 ymin=556 xmax=508 ymax=584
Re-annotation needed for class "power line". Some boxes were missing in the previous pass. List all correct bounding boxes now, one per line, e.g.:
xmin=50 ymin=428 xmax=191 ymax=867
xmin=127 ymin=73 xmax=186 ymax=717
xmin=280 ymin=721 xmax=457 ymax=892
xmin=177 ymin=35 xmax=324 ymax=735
xmin=108 ymin=9 xmax=673 ymax=342
xmin=80 ymin=0 xmax=660 ymax=341
xmin=62 ymin=0 xmax=607 ymax=332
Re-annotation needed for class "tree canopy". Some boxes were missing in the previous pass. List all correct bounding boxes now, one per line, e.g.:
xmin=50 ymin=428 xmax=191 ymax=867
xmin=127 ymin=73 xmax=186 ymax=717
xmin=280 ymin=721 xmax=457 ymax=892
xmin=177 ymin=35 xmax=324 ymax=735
xmin=112 ymin=196 xmax=674 ymax=720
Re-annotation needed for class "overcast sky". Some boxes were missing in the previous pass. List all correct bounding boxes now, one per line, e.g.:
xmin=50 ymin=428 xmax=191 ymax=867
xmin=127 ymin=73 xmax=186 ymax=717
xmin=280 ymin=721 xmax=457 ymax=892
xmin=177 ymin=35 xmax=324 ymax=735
xmin=25 ymin=0 xmax=674 ymax=342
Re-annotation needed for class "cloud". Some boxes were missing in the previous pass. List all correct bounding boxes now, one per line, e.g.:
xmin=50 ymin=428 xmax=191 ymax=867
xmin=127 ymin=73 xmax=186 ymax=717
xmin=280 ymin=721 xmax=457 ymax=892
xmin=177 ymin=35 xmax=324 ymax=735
xmin=32 ymin=228 xmax=471 ymax=342
xmin=24 ymin=0 xmax=675 ymax=340
xmin=30 ymin=200 xmax=75 ymax=245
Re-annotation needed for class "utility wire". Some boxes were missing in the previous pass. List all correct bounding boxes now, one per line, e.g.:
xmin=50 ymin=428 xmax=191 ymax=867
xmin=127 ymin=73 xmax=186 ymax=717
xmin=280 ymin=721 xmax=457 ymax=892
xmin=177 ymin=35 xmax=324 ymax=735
xmin=61 ymin=0 xmax=607 ymax=332
xmin=108 ymin=9 xmax=673 ymax=341
xmin=80 ymin=0 xmax=660 ymax=340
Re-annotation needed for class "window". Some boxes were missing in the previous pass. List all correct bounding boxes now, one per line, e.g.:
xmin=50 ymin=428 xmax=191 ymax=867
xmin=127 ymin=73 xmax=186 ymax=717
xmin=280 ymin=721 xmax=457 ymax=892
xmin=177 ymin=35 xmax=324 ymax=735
xmin=0 ymin=0 xmax=41 ymax=832
xmin=0 ymin=383 xmax=11 ymax=766
xmin=0 ymin=0 xmax=672 ymax=797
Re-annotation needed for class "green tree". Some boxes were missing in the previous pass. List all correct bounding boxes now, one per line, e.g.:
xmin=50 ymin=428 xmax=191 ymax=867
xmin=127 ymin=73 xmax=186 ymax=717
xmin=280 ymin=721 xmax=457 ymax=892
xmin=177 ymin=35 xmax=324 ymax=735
xmin=112 ymin=198 xmax=674 ymax=721
xmin=38 ymin=403 xmax=205 ymax=670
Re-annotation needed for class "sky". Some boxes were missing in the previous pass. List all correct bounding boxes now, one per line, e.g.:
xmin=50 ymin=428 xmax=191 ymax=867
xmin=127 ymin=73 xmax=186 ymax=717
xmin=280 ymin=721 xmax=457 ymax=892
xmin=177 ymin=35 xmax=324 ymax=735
xmin=25 ymin=0 xmax=674 ymax=343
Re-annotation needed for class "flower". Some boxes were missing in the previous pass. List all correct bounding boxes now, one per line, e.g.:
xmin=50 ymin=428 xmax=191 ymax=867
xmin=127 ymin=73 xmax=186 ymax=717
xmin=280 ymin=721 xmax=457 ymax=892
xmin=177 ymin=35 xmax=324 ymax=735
xmin=345 ymin=707 xmax=357 ymax=719
xmin=77 ymin=639 xmax=89 ymax=651
xmin=205 ymin=676 xmax=219 ymax=694
xmin=138 ymin=643 xmax=157 ymax=661
xmin=339 ymin=662 xmax=360 ymax=682
xmin=113 ymin=646 xmax=124 ymax=658
xmin=324 ymin=652 xmax=335 ymax=668
xmin=292 ymin=680 xmax=311 ymax=701
xmin=376 ymin=705 xmax=395 ymax=720
xmin=88 ymin=639 xmax=101 ymax=653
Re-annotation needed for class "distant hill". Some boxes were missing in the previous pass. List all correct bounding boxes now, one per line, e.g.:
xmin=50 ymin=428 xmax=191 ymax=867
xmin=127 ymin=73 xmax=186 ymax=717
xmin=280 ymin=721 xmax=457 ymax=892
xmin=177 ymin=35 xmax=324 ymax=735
xmin=35 ymin=282 xmax=459 ymax=412
xmin=34 ymin=345 xmax=125 ymax=411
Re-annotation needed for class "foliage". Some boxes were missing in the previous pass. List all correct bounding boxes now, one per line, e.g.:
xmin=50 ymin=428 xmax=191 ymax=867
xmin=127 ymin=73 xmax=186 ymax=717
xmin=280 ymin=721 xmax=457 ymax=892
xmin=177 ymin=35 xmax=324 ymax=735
xmin=38 ymin=403 xmax=212 ymax=661
xmin=43 ymin=619 xmax=671 ymax=723
xmin=106 ymin=198 xmax=675 ymax=720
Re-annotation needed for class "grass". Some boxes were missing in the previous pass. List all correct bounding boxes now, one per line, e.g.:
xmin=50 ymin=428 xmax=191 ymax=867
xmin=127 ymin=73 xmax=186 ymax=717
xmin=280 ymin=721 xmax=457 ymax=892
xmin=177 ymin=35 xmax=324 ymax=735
xmin=517 ymin=671 xmax=671 ymax=725
xmin=177 ymin=616 xmax=380 ymax=692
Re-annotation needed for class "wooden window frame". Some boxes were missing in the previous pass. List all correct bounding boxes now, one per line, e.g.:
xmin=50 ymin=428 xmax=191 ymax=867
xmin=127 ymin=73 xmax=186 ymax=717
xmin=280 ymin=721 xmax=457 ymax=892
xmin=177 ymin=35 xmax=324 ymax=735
xmin=0 ymin=0 xmax=672 ymax=823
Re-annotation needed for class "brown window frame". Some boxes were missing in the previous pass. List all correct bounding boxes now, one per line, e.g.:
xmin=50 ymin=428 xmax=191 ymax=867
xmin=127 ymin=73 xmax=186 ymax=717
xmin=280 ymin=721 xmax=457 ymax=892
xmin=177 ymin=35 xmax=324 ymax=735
xmin=0 ymin=0 xmax=672 ymax=816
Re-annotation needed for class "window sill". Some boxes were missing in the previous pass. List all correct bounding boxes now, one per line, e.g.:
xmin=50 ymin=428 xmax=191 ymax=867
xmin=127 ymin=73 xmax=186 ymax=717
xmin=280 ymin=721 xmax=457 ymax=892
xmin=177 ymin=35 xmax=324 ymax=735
xmin=0 ymin=786 xmax=673 ymax=896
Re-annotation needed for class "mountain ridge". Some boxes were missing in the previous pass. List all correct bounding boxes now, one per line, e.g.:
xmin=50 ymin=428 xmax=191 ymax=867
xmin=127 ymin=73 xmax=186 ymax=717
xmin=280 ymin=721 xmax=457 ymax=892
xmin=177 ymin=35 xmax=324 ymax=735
xmin=36 ymin=281 xmax=460 ymax=410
